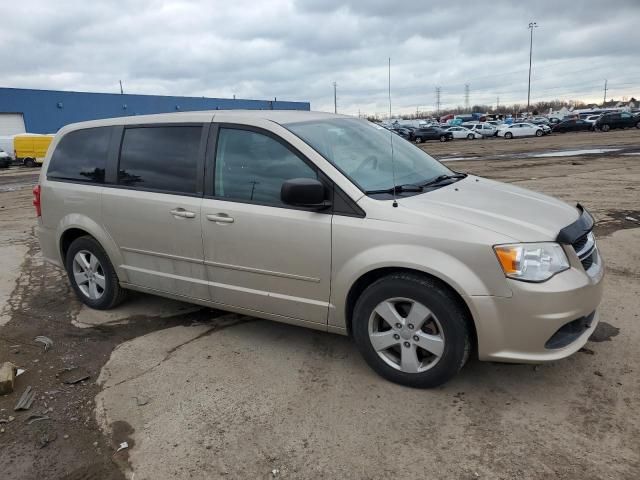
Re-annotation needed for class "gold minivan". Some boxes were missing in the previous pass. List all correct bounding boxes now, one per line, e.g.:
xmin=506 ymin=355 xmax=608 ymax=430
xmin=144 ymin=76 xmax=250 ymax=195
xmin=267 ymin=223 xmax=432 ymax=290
xmin=35 ymin=111 xmax=604 ymax=387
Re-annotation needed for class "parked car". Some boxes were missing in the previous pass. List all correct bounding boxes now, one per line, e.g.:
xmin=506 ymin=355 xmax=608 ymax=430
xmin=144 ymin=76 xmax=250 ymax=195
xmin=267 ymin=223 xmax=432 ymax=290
xmin=445 ymin=126 xmax=482 ymax=140
xmin=14 ymin=134 xmax=55 ymax=167
xmin=584 ymin=115 xmax=602 ymax=126
xmin=412 ymin=126 xmax=453 ymax=143
xmin=35 ymin=111 xmax=604 ymax=388
xmin=485 ymin=120 xmax=503 ymax=128
xmin=552 ymin=119 xmax=594 ymax=133
xmin=0 ymin=149 xmax=10 ymax=168
xmin=462 ymin=122 xmax=497 ymax=137
xmin=529 ymin=120 xmax=552 ymax=135
xmin=594 ymin=112 xmax=640 ymax=131
xmin=390 ymin=127 xmax=412 ymax=140
xmin=497 ymin=123 xmax=544 ymax=139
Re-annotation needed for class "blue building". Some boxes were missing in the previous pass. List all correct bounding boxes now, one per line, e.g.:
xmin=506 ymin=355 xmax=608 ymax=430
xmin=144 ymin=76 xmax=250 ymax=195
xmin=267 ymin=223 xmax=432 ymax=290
xmin=0 ymin=87 xmax=310 ymax=135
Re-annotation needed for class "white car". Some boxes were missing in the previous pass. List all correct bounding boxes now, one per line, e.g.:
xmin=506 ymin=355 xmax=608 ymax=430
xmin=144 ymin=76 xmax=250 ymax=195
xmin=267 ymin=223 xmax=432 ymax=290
xmin=497 ymin=122 xmax=544 ymax=139
xmin=445 ymin=126 xmax=482 ymax=140
xmin=584 ymin=115 xmax=602 ymax=125
xmin=461 ymin=122 xmax=497 ymax=137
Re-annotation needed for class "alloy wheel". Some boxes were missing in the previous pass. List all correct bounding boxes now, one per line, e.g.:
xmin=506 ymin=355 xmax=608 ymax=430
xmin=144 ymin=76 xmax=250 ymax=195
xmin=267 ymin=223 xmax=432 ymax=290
xmin=72 ymin=250 xmax=106 ymax=300
xmin=368 ymin=297 xmax=445 ymax=373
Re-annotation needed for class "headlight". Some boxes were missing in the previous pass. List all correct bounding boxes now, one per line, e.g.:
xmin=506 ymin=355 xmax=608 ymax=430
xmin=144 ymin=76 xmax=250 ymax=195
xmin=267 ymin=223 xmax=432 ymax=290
xmin=493 ymin=243 xmax=569 ymax=282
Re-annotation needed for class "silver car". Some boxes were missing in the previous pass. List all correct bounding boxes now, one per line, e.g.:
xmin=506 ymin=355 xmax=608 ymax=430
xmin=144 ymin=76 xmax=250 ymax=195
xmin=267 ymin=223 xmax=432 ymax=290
xmin=35 ymin=111 xmax=604 ymax=387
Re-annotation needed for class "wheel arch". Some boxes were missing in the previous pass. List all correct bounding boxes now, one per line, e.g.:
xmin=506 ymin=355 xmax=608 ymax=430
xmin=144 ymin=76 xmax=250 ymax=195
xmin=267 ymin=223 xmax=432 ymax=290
xmin=56 ymin=216 xmax=128 ymax=282
xmin=343 ymin=266 xmax=478 ymax=355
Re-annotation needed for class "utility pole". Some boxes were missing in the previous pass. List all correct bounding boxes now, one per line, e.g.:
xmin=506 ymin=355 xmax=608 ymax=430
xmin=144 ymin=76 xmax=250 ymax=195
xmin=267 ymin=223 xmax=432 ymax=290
xmin=388 ymin=57 xmax=392 ymax=120
xmin=119 ymin=80 xmax=124 ymax=95
xmin=527 ymin=22 xmax=538 ymax=112
xmin=496 ymin=96 xmax=500 ymax=110
xmin=435 ymin=87 xmax=441 ymax=117
xmin=603 ymin=79 xmax=608 ymax=106
xmin=333 ymin=82 xmax=337 ymax=114
xmin=464 ymin=84 xmax=470 ymax=112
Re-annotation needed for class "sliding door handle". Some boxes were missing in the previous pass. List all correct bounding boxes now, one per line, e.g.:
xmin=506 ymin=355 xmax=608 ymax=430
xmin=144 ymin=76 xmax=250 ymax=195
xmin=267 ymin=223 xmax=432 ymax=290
xmin=206 ymin=213 xmax=234 ymax=224
xmin=170 ymin=208 xmax=196 ymax=219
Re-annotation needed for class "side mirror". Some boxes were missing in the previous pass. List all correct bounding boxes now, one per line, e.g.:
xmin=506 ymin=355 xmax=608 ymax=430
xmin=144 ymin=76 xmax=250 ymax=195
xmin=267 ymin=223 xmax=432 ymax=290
xmin=281 ymin=178 xmax=328 ymax=209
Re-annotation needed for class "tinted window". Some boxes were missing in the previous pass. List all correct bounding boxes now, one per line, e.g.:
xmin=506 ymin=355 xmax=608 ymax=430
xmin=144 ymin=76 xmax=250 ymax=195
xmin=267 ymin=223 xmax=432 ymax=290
xmin=118 ymin=126 xmax=202 ymax=194
xmin=215 ymin=128 xmax=316 ymax=205
xmin=48 ymin=127 xmax=111 ymax=183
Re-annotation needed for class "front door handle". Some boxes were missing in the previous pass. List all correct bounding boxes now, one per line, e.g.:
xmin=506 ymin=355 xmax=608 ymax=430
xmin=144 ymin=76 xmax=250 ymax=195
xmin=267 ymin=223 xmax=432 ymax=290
xmin=170 ymin=208 xmax=196 ymax=219
xmin=206 ymin=213 xmax=234 ymax=224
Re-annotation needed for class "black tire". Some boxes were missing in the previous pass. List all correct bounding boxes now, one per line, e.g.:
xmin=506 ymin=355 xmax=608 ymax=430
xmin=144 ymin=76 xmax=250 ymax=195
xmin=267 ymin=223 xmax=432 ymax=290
xmin=439 ymin=135 xmax=447 ymax=142
xmin=504 ymin=132 xmax=513 ymax=139
xmin=352 ymin=273 xmax=471 ymax=388
xmin=466 ymin=133 xmax=474 ymax=140
xmin=636 ymin=121 xmax=640 ymax=129
xmin=24 ymin=158 xmax=36 ymax=168
xmin=535 ymin=129 xmax=543 ymax=137
xmin=65 ymin=236 xmax=127 ymax=310
xmin=601 ymin=124 xmax=610 ymax=132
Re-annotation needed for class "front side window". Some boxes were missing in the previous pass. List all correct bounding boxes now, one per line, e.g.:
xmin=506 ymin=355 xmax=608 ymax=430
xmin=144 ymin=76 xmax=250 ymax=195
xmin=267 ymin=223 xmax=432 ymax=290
xmin=48 ymin=127 xmax=111 ymax=183
xmin=118 ymin=126 xmax=202 ymax=194
xmin=214 ymin=128 xmax=316 ymax=205
xmin=286 ymin=118 xmax=451 ymax=193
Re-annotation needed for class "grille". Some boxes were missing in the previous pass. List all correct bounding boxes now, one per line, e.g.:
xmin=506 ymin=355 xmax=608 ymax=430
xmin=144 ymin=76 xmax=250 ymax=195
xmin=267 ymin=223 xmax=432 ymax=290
xmin=572 ymin=233 xmax=589 ymax=253
xmin=572 ymin=231 xmax=595 ymax=272
xmin=581 ymin=254 xmax=594 ymax=271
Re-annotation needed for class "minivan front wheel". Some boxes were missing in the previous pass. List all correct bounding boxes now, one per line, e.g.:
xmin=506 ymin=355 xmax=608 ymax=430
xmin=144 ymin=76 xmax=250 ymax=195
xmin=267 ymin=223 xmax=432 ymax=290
xmin=352 ymin=273 xmax=470 ymax=388
xmin=65 ymin=236 xmax=127 ymax=309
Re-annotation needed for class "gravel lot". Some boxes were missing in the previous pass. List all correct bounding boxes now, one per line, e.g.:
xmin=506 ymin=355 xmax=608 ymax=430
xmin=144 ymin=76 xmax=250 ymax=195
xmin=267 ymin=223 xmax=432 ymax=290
xmin=0 ymin=129 xmax=639 ymax=479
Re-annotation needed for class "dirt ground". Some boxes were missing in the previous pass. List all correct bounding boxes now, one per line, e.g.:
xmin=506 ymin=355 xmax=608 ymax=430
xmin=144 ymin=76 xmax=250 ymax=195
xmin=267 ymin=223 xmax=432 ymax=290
xmin=0 ymin=129 xmax=639 ymax=479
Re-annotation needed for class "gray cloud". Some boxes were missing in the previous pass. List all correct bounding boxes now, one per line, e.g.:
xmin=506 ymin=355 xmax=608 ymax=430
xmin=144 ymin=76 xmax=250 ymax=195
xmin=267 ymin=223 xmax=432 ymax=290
xmin=1 ymin=0 xmax=638 ymax=115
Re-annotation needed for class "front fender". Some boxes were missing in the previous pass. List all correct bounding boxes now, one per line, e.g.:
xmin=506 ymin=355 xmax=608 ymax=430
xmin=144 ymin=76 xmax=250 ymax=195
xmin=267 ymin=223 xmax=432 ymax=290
xmin=329 ymin=243 xmax=512 ymax=330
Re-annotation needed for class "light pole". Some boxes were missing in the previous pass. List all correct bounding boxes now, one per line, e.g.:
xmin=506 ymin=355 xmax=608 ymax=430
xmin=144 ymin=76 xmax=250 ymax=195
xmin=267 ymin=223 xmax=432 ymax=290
xmin=527 ymin=22 xmax=538 ymax=113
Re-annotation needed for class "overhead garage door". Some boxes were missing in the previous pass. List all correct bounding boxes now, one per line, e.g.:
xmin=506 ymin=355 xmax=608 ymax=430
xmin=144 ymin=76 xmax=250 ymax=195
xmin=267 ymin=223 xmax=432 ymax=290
xmin=0 ymin=113 xmax=26 ymax=136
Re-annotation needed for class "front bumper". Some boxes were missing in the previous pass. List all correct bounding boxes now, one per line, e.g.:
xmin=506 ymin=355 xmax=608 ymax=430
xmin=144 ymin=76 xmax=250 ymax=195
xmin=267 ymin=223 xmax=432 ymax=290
xmin=468 ymin=248 xmax=604 ymax=363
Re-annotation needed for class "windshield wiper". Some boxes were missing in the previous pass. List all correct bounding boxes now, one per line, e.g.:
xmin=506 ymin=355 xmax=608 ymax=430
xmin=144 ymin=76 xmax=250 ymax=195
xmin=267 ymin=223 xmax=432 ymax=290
xmin=365 ymin=183 xmax=424 ymax=195
xmin=420 ymin=173 xmax=467 ymax=188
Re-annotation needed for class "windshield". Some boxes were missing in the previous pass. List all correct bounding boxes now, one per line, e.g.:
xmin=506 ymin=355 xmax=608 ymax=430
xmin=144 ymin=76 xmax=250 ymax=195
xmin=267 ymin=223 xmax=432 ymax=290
xmin=285 ymin=118 xmax=451 ymax=193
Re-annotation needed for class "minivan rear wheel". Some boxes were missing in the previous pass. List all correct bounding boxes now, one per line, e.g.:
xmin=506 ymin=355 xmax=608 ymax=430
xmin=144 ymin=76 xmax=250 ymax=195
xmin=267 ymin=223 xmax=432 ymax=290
xmin=65 ymin=236 xmax=127 ymax=310
xmin=352 ymin=273 xmax=470 ymax=388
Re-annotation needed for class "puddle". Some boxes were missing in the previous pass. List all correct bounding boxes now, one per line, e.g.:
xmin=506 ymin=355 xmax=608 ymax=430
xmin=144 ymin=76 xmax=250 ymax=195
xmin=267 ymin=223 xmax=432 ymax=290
xmin=621 ymin=152 xmax=640 ymax=156
xmin=532 ymin=148 xmax=620 ymax=158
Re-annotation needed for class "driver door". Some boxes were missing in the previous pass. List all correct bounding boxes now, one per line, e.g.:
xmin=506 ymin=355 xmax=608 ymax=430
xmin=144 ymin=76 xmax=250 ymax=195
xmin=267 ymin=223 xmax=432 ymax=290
xmin=201 ymin=125 xmax=332 ymax=325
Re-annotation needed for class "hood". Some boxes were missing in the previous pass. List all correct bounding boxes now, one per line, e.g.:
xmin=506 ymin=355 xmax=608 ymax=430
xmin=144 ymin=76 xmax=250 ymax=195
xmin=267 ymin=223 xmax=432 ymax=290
xmin=397 ymin=176 xmax=580 ymax=242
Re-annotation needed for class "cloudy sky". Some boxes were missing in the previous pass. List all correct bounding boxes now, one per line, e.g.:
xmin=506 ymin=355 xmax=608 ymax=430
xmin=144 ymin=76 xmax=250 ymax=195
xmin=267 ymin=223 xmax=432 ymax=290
xmin=2 ymin=0 xmax=639 ymax=115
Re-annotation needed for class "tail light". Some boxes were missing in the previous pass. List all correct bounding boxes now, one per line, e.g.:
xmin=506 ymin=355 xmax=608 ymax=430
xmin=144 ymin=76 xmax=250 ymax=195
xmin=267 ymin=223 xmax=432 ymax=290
xmin=33 ymin=185 xmax=41 ymax=217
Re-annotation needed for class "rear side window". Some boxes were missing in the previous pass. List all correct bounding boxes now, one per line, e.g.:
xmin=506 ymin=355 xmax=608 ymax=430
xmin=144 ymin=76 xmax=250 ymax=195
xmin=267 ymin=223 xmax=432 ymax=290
xmin=118 ymin=126 xmax=202 ymax=194
xmin=47 ymin=127 xmax=111 ymax=183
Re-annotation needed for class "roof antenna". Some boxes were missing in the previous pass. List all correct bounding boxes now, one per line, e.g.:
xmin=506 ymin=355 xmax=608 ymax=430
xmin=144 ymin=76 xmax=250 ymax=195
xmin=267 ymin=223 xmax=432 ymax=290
xmin=388 ymin=57 xmax=398 ymax=208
